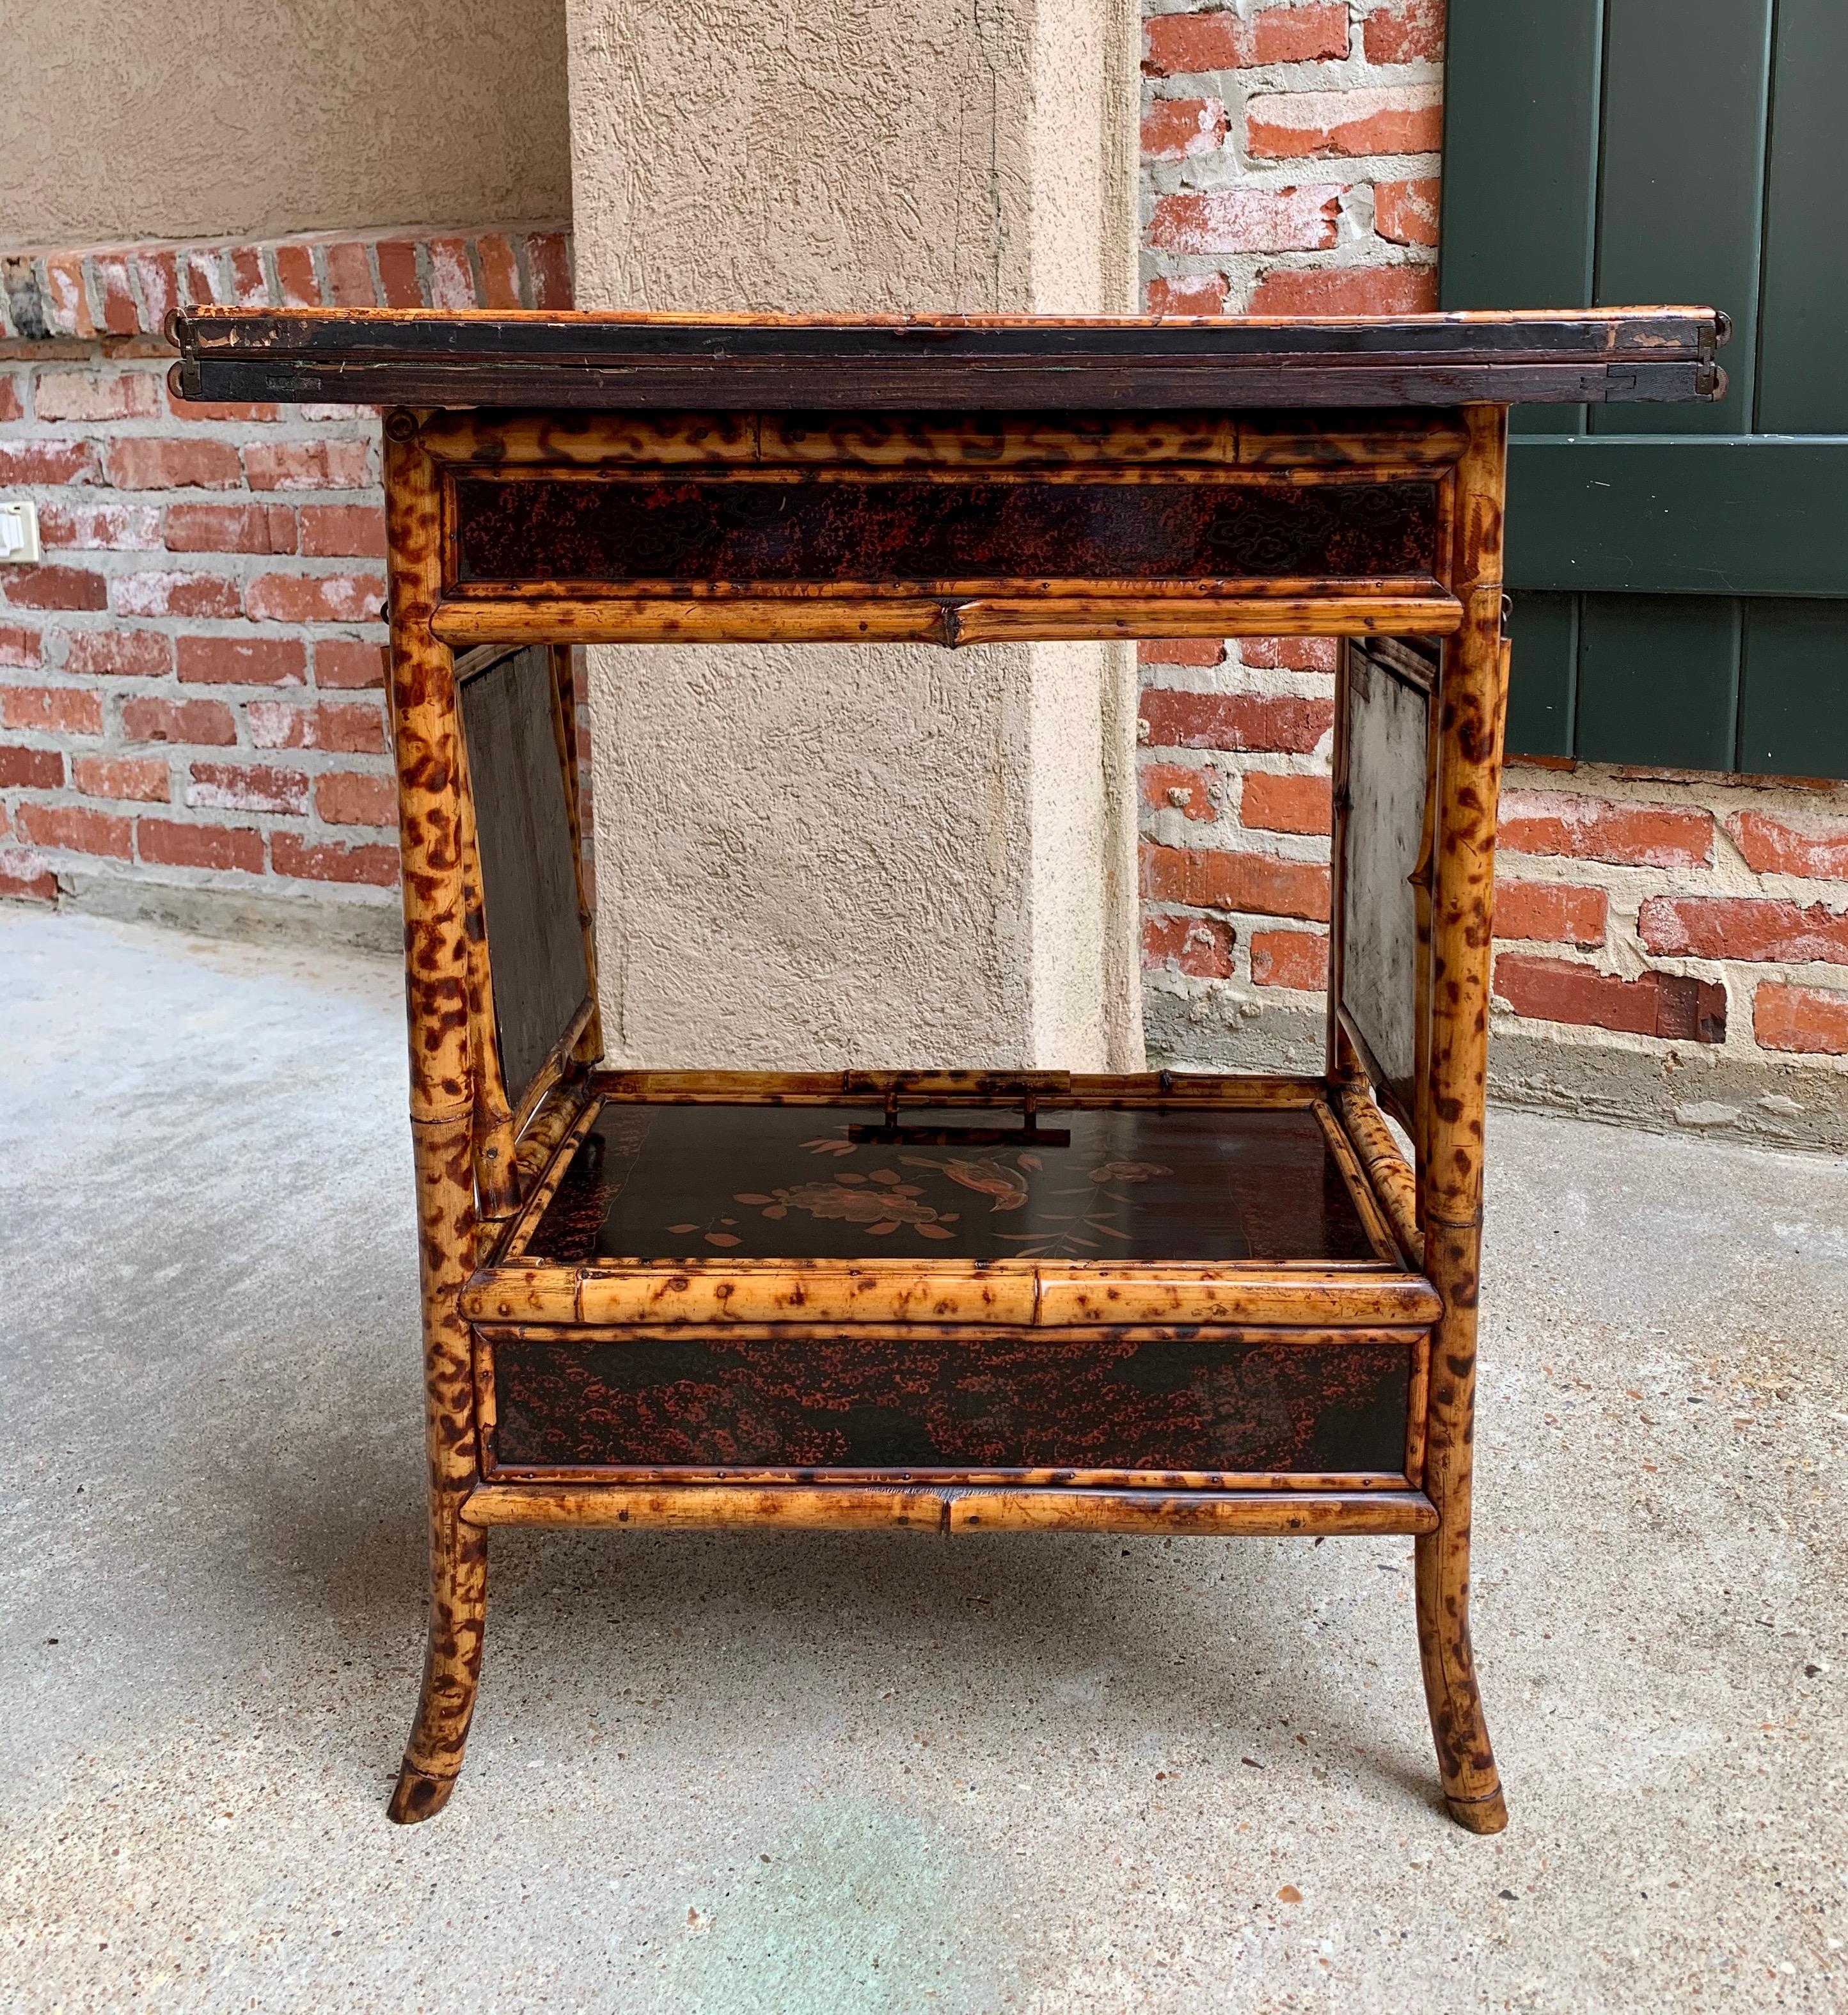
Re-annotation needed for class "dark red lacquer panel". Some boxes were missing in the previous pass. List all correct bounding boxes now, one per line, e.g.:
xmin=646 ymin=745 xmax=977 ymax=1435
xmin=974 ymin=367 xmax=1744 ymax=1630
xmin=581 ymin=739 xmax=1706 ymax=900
xmin=452 ymin=474 xmax=1441 ymax=586
xmin=487 ymin=1332 xmax=1412 ymax=1475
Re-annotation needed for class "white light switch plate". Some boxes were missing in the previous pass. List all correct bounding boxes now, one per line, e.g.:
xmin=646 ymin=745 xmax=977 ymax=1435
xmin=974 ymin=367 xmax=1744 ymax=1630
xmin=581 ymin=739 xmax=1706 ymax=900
xmin=0 ymin=498 xmax=42 ymax=564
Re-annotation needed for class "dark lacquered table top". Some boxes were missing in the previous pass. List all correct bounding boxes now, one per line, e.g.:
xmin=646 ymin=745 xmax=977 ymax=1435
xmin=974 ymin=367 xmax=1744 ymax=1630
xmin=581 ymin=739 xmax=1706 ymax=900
xmin=166 ymin=306 xmax=1726 ymax=411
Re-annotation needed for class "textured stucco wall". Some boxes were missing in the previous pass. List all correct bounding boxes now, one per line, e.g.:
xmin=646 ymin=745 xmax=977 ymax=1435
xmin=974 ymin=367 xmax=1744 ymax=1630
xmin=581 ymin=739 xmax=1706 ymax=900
xmin=567 ymin=0 xmax=1142 ymax=1071
xmin=3 ymin=0 xmax=570 ymax=245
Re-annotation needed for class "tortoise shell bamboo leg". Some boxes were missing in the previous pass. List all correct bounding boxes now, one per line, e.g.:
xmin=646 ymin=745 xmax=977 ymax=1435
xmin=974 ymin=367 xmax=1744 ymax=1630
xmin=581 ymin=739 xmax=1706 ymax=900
xmin=390 ymin=1114 xmax=488 ymax=1822
xmin=1416 ymin=1224 xmax=1505 ymax=1833
xmin=1416 ymin=406 xmax=1510 ymax=1834
xmin=381 ymin=416 xmax=488 ymax=1823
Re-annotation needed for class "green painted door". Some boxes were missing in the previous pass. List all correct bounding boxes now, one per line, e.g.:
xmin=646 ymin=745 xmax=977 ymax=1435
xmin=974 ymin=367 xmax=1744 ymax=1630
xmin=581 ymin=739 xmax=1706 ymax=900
xmin=1441 ymin=0 xmax=1848 ymax=779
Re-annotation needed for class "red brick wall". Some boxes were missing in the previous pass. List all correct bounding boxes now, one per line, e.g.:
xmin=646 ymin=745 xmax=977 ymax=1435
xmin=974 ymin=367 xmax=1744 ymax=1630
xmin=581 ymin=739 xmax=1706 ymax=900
xmin=1142 ymin=0 xmax=1442 ymax=318
xmin=0 ymin=225 xmax=569 ymax=931
xmin=1136 ymin=0 xmax=1848 ymax=1087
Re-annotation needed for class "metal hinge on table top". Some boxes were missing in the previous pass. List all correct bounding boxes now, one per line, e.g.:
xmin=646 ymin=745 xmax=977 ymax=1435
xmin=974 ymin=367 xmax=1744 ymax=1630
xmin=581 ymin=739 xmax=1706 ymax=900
xmin=840 ymin=1069 xmax=1074 ymax=1146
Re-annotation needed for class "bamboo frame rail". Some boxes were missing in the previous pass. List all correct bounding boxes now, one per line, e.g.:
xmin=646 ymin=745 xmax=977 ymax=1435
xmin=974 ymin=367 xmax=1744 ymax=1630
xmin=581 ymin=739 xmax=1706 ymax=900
xmin=459 ymin=1485 xmax=1442 ymax=1537
xmin=459 ymin=1261 xmax=1444 ymax=1331
xmin=164 ymin=306 xmax=1726 ymax=1837
xmin=425 ymin=590 xmax=1467 ymax=651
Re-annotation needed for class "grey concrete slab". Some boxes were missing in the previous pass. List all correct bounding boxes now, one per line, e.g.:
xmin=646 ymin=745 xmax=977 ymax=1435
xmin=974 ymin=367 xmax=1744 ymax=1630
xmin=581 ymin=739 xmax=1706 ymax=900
xmin=1 ymin=908 xmax=1844 ymax=2014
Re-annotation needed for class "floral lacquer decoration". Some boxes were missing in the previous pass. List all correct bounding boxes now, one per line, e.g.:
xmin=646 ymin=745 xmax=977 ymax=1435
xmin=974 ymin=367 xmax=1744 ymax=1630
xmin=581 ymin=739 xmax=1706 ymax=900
xmin=989 ymin=1157 xmax=1173 ymax=1260
xmin=736 ymin=1151 xmax=961 ymax=1239
xmin=695 ymin=1126 xmax=1174 ymax=1254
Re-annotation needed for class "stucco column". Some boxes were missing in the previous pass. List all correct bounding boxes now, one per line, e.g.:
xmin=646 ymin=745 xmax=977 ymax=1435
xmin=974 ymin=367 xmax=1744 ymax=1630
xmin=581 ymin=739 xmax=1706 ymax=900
xmin=565 ymin=0 xmax=1143 ymax=1070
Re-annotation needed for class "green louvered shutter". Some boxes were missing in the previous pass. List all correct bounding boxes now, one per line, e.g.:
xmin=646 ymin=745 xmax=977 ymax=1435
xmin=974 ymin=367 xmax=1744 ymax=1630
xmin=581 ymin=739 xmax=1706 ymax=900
xmin=1440 ymin=0 xmax=1848 ymax=780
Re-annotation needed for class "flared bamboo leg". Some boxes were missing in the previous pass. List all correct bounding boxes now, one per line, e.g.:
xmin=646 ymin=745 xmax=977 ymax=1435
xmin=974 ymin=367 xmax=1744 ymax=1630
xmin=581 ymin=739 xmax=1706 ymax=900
xmin=389 ymin=1114 xmax=487 ymax=1823
xmin=1414 ymin=404 xmax=1510 ymax=1833
xmin=1415 ymin=1220 xmax=1506 ymax=1832
xmin=390 ymin=1516 xmax=487 ymax=1821
xmin=381 ymin=415 xmax=486 ymax=1822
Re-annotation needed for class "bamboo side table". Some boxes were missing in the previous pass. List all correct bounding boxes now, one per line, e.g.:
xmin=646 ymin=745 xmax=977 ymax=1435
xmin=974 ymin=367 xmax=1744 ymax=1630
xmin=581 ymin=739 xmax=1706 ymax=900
xmin=171 ymin=306 xmax=1723 ymax=1829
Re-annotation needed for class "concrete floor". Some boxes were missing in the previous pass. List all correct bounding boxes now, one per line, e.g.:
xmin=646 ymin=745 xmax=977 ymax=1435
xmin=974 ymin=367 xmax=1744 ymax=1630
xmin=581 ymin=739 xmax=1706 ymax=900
xmin=1 ymin=908 xmax=1844 ymax=2014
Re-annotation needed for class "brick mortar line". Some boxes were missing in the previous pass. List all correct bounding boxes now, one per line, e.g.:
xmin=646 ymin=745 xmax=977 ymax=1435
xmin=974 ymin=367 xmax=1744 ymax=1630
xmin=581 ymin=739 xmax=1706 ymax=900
xmin=1143 ymin=78 xmax=1446 ymax=113
xmin=10 ymin=857 xmax=402 ymax=903
xmin=1144 ymin=166 xmax=1442 ymax=200
xmin=2 ymin=549 xmax=384 ymax=561
xmin=1139 ymin=664 xmax=1340 ymax=699
xmin=9 ymin=823 xmax=401 ymax=857
xmin=9 ymin=798 xmax=396 ymax=836
xmin=10 ymin=834 xmax=401 ymax=864
xmin=1141 ymin=747 xmax=1335 ymax=767
xmin=1139 ymin=0 xmax=1408 ymax=15
xmin=6 ymin=815 xmax=403 ymax=862
xmin=0 ymin=677 xmax=384 ymax=697
xmin=3 ymin=427 xmax=384 ymax=445
xmin=0 ymin=221 xmax=565 ymax=260
xmin=1141 ymin=819 xmax=1331 ymax=862
xmin=2 ymin=747 xmax=393 ymax=778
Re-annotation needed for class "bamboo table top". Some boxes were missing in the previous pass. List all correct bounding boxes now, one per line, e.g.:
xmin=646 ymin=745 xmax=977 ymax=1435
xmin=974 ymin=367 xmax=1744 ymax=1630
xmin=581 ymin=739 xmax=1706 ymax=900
xmin=166 ymin=306 xmax=1726 ymax=410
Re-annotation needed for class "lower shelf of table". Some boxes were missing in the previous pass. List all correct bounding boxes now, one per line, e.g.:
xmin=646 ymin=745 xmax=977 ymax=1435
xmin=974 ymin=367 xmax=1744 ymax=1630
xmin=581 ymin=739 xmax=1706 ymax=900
xmin=459 ymin=1480 xmax=1439 ymax=1536
xmin=463 ymin=1070 xmax=1439 ymax=1517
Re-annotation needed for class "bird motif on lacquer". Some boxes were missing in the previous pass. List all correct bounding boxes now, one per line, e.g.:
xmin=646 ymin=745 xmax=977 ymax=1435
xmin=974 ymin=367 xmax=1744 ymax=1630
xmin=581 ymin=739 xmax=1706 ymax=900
xmin=904 ymin=1155 xmax=1030 ymax=1212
